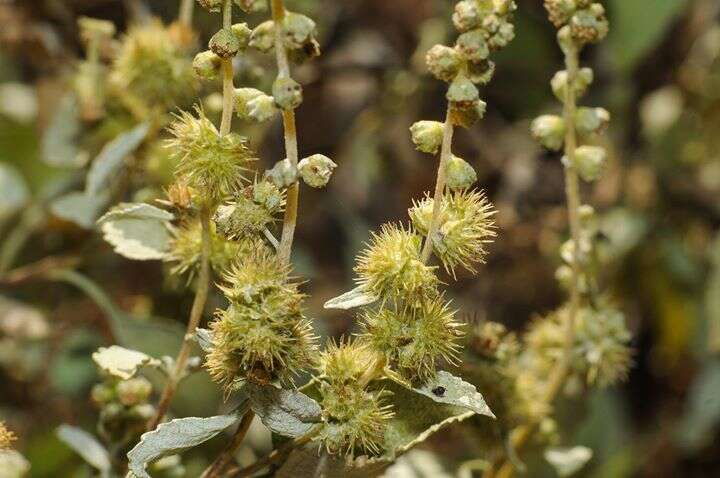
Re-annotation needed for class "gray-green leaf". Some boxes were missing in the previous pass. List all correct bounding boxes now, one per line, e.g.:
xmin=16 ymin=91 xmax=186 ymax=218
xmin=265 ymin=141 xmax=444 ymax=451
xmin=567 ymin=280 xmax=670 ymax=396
xmin=544 ymin=446 xmax=593 ymax=477
xmin=195 ymin=328 xmax=214 ymax=353
xmin=56 ymin=425 xmax=111 ymax=475
xmin=91 ymin=345 xmax=159 ymax=380
xmin=50 ymin=191 xmax=110 ymax=229
xmin=0 ymin=450 xmax=31 ymax=478
xmin=98 ymin=202 xmax=174 ymax=261
xmin=42 ymin=93 xmax=84 ymax=168
xmin=410 ymin=371 xmax=494 ymax=418
xmin=127 ymin=414 xmax=241 ymax=478
xmin=247 ymin=383 xmax=322 ymax=438
xmin=86 ymin=122 xmax=150 ymax=196
xmin=323 ymin=286 xmax=378 ymax=310
xmin=0 ymin=163 xmax=29 ymax=221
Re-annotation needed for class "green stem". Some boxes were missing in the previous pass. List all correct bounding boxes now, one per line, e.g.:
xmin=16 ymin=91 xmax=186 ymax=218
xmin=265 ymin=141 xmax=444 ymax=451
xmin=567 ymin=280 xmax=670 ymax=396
xmin=147 ymin=206 xmax=212 ymax=430
xmin=420 ymin=109 xmax=454 ymax=263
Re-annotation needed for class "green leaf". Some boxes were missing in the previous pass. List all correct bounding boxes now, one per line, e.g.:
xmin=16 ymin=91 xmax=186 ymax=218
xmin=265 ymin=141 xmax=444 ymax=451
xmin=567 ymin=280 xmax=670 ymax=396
xmin=677 ymin=359 xmax=720 ymax=451
xmin=98 ymin=202 xmax=174 ymax=261
xmin=0 ymin=450 xmax=31 ymax=478
xmin=323 ymin=286 xmax=378 ymax=310
xmin=86 ymin=122 xmax=150 ymax=196
xmin=127 ymin=413 xmax=242 ymax=478
xmin=42 ymin=93 xmax=84 ymax=168
xmin=409 ymin=371 xmax=495 ymax=418
xmin=544 ymin=446 xmax=593 ymax=477
xmin=91 ymin=345 xmax=160 ymax=380
xmin=56 ymin=424 xmax=111 ymax=476
xmin=50 ymin=191 xmax=109 ymax=229
xmin=246 ymin=383 xmax=322 ymax=438
xmin=0 ymin=163 xmax=29 ymax=221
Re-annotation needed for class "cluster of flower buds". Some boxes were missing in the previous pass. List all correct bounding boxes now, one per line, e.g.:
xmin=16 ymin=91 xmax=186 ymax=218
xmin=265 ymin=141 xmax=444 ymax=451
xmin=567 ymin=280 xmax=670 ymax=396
xmin=422 ymin=0 xmax=516 ymax=128
xmin=192 ymin=22 xmax=251 ymax=80
xmin=544 ymin=0 xmax=609 ymax=46
xmin=249 ymin=11 xmax=320 ymax=62
xmin=214 ymin=181 xmax=285 ymax=238
xmin=91 ymin=375 xmax=156 ymax=447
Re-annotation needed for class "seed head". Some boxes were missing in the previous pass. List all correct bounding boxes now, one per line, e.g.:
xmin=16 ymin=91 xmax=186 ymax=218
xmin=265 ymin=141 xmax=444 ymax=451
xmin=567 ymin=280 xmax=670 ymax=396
xmin=193 ymin=50 xmax=222 ymax=80
xmin=319 ymin=339 xmax=378 ymax=387
xmin=210 ymin=28 xmax=241 ymax=58
xmin=445 ymin=154 xmax=478 ymax=191
xmin=272 ymin=77 xmax=303 ymax=110
xmin=570 ymin=3 xmax=609 ymax=45
xmin=426 ymin=45 xmax=464 ymax=83
xmin=116 ymin=377 xmax=153 ymax=407
xmin=568 ymin=145 xmax=607 ymax=182
xmin=410 ymin=120 xmax=445 ymax=155
xmin=551 ymin=67 xmax=594 ymax=101
xmin=575 ymin=107 xmax=610 ymax=137
xmin=298 ymin=154 xmax=337 ymax=188
xmin=531 ymin=115 xmax=566 ymax=151
xmin=265 ymin=159 xmax=299 ymax=188
xmin=355 ymin=223 xmax=439 ymax=305
xmin=410 ymin=189 xmax=496 ymax=276
xmin=249 ymin=21 xmax=276 ymax=53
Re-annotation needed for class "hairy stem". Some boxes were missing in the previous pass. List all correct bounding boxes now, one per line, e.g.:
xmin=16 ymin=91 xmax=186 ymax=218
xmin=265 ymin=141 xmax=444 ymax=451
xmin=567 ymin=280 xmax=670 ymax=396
xmin=491 ymin=46 xmax=582 ymax=478
xmin=272 ymin=0 xmax=301 ymax=265
xmin=219 ymin=0 xmax=234 ymax=136
xmin=178 ymin=0 xmax=195 ymax=27
xmin=148 ymin=206 xmax=212 ymax=430
xmin=421 ymin=110 xmax=454 ymax=263
xmin=200 ymin=411 xmax=256 ymax=478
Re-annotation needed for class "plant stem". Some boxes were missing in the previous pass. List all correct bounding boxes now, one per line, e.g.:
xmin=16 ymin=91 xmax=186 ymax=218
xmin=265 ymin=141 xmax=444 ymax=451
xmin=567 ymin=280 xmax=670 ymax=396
xmin=147 ymin=206 xmax=212 ymax=430
xmin=272 ymin=0 xmax=301 ymax=265
xmin=421 ymin=110 xmax=454 ymax=263
xmin=200 ymin=411 xmax=256 ymax=478
xmin=219 ymin=0 xmax=234 ymax=136
xmin=178 ymin=0 xmax=195 ymax=27
xmin=227 ymin=427 xmax=320 ymax=477
xmin=489 ymin=46 xmax=582 ymax=478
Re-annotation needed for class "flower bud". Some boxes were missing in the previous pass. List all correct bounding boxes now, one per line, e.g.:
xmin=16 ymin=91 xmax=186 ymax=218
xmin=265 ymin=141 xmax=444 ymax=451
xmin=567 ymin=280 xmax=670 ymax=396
xmin=410 ymin=121 xmax=444 ymax=154
xmin=467 ymin=59 xmax=495 ymax=85
xmin=426 ymin=44 xmax=464 ymax=82
xmin=234 ymin=88 xmax=277 ymax=121
xmin=78 ymin=16 xmax=116 ymax=41
xmin=557 ymin=25 xmax=576 ymax=55
xmin=193 ymin=50 xmax=222 ymax=79
xmin=449 ymin=99 xmax=487 ymax=128
xmin=231 ymin=23 xmax=252 ymax=50
xmin=569 ymin=145 xmax=607 ymax=182
xmin=578 ymin=204 xmax=595 ymax=222
xmin=198 ymin=0 xmax=223 ymax=12
xmin=487 ymin=20 xmax=515 ymax=51
xmin=250 ymin=20 xmax=275 ymax=53
xmin=551 ymin=67 xmax=593 ymax=101
xmin=234 ymin=0 xmax=267 ymax=12
xmin=129 ymin=403 xmax=156 ymax=421
xmin=445 ymin=155 xmax=477 ymax=190
xmin=272 ymin=77 xmax=303 ymax=110
xmin=576 ymin=107 xmax=610 ymax=136
xmin=447 ymin=75 xmax=480 ymax=105
xmin=452 ymin=1 xmax=484 ymax=32
xmin=210 ymin=28 xmax=241 ymax=58
xmin=456 ymin=29 xmax=490 ymax=62
xmin=91 ymin=383 xmax=116 ymax=406
xmin=298 ymin=154 xmax=337 ymax=188
xmin=252 ymin=181 xmax=285 ymax=211
xmin=266 ymin=159 xmax=299 ymax=188
xmin=544 ymin=0 xmax=577 ymax=27
xmin=570 ymin=4 xmax=609 ymax=44
xmin=116 ymin=377 xmax=153 ymax=406
xmin=282 ymin=12 xmax=316 ymax=50
xmin=531 ymin=115 xmax=566 ymax=151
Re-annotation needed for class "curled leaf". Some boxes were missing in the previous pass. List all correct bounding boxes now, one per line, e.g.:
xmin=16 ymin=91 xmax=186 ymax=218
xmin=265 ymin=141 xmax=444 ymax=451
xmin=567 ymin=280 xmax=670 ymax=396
xmin=86 ymin=122 xmax=150 ymax=196
xmin=98 ymin=202 xmax=174 ymax=260
xmin=323 ymin=286 xmax=378 ymax=310
xmin=410 ymin=371 xmax=494 ymax=418
xmin=56 ymin=425 xmax=111 ymax=475
xmin=92 ymin=345 xmax=159 ymax=380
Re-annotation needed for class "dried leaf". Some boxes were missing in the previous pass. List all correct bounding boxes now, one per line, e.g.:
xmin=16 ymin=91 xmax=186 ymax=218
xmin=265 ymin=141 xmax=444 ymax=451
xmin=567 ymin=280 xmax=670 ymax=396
xmin=323 ymin=286 xmax=378 ymax=310
xmin=410 ymin=371 xmax=494 ymax=418
xmin=91 ymin=345 xmax=159 ymax=380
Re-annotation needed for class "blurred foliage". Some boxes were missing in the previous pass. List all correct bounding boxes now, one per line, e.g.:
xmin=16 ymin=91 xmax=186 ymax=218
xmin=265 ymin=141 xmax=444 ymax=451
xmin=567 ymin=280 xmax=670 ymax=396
xmin=1 ymin=0 xmax=720 ymax=477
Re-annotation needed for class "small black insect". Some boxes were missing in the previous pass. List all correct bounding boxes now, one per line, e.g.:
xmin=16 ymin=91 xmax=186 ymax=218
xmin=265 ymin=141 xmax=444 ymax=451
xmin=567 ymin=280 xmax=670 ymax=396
xmin=432 ymin=386 xmax=446 ymax=397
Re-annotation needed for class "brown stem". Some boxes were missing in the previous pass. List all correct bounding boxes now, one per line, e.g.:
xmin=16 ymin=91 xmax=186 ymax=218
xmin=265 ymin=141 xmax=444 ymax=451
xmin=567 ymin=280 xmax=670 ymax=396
xmin=490 ymin=46 xmax=582 ymax=478
xmin=147 ymin=206 xmax=212 ymax=430
xmin=201 ymin=411 xmax=256 ymax=478
xmin=219 ymin=0 xmax=234 ymax=136
xmin=178 ymin=0 xmax=195 ymax=27
xmin=226 ymin=427 xmax=319 ymax=478
xmin=420 ymin=110 xmax=454 ymax=263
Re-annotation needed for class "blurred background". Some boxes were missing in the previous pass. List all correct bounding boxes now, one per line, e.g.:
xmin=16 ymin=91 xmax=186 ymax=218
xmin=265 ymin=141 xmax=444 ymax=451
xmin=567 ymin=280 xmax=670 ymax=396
xmin=1 ymin=0 xmax=720 ymax=476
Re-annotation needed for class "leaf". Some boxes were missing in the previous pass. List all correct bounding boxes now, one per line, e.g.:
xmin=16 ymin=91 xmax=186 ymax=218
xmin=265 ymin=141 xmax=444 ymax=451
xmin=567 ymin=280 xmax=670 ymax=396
xmin=0 ymin=450 xmax=31 ymax=478
xmin=324 ymin=286 xmax=378 ymax=310
xmin=98 ymin=202 xmax=174 ymax=260
xmin=86 ymin=122 xmax=150 ymax=196
xmin=92 ymin=345 xmax=159 ymax=380
xmin=0 ymin=163 xmax=30 ymax=221
xmin=195 ymin=328 xmax=214 ymax=353
xmin=42 ymin=93 xmax=84 ymax=168
xmin=246 ymin=383 xmax=322 ymax=438
xmin=677 ymin=359 xmax=720 ymax=451
xmin=127 ymin=413 xmax=242 ymax=478
xmin=278 ymin=379 xmax=477 ymax=476
xmin=410 ymin=371 xmax=495 ymax=418
xmin=56 ymin=425 xmax=111 ymax=475
xmin=544 ymin=446 xmax=593 ymax=477
xmin=50 ymin=191 xmax=109 ymax=229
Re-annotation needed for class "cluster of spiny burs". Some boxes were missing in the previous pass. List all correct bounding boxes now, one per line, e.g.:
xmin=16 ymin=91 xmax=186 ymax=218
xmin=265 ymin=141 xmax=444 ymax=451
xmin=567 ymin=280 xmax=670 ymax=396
xmin=179 ymin=0 xmax=336 ymax=392
xmin=464 ymin=0 xmax=631 ymax=450
xmin=314 ymin=0 xmax=513 ymax=458
xmin=0 ymin=421 xmax=28 ymax=476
